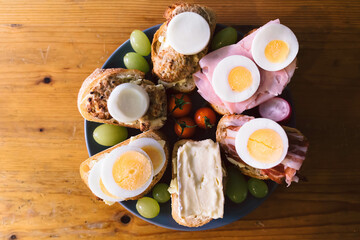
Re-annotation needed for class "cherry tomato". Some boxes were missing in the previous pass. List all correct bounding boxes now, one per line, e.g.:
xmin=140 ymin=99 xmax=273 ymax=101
xmin=194 ymin=107 xmax=217 ymax=129
xmin=168 ymin=94 xmax=192 ymax=118
xmin=174 ymin=117 xmax=196 ymax=138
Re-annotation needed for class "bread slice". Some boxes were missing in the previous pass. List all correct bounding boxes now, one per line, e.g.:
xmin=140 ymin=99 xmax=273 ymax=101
xmin=170 ymin=140 xmax=212 ymax=227
xmin=80 ymin=130 xmax=169 ymax=203
xmin=216 ymin=114 xmax=270 ymax=180
xmin=78 ymin=68 xmax=167 ymax=131
xmin=151 ymin=3 xmax=216 ymax=92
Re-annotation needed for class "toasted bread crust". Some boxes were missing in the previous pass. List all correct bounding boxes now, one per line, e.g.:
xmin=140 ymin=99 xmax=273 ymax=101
xmin=78 ymin=68 xmax=167 ymax=131
xmin=170 ymin=139 xmax=212 ymax=227
xmin=216 ymin=114 xmax=270 ymax=180
xmin=80 ymin=130 xmax=169 ymax=202
xmin=151 ymin=3 xmax=216 ymax=92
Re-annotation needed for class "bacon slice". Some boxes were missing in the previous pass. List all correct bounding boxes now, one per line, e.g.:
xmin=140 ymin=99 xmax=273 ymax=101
xmin=193 ymin=19 xmax=297 ymax=114
xmin=216 ymin=114 xmax=309 ymax=186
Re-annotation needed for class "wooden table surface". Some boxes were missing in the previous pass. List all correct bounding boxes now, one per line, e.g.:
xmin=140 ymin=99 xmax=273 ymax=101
xmin=1 ymin=0 xmax=359 ymax=239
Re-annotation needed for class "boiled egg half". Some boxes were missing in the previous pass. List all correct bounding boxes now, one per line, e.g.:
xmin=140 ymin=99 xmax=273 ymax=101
xmin=235 ymin=118 xmax=288 ymax=169
xmin=129 ymin=138 xmax=166 ymax=175
xmin=212 ymin=55 xmax=260 ymax=103
xmin=251 ymin=23 xmax=298 ymax=71
xmin=107 ymin=83 xmax=149 ymax=123
xmin=91 ymin=145 xmax=154 ymax=200
xmin=167 ymin=12 xmax=210 ymax=55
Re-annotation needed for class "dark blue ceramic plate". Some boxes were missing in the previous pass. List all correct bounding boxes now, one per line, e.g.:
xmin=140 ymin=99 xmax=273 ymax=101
xmin=84 ymin=24 xmax=295 ymax=231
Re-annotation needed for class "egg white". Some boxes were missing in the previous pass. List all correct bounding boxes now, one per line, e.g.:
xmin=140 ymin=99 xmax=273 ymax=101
xmin=100 ymin=145 xmax=154 ymax=199
xmin=129 ymin=138 xmax=166 ymax=176
xmin=167 ymin=12 xmax=210 ymax=55
xmin=251 ymin=23 xmax=298 ymax=71
xmin=212 ymin=55 xmax=260 ymax=103
xmin=235 ymin=118 xmax=289 ymax=169
xmin=88 ymin=160 xmax=123 ymax=202
xmin=107 ymin=83 xmax=149 ymax=123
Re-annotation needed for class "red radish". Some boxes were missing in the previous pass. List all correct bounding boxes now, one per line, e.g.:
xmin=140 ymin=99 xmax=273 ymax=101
xmin=258 ymin=97 xmax=291 ymax=123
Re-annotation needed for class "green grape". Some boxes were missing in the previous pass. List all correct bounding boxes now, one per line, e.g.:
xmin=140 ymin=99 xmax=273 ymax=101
xmin=226 ymin=167 xmax=248 ymax=203
xmin=152 ymin=183 xmax=170 ymax=203
xmin=130 ymin=30 xmax=151 ymax=56
xmin=211 ymin=27 xmax=238 ymax=50
xmin=248 ymin=178 xmax=269 ymax=198
xmin=93 ymin=124 xmax=128 ymax=146
xmin=123 ymin=52 xmax=150 ymax=73
xmin=136 ymin=197 xmax=160 ymax=218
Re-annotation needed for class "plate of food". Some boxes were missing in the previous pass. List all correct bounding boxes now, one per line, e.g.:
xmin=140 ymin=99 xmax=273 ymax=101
xmin=77 ymin=3 xmax=309 ymax=231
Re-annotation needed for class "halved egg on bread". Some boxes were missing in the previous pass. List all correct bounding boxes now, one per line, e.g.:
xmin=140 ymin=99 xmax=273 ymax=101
xmin=251 ymin=23 xmax=298 ymax=71
xmin=212 ymin=55 xmax=260 ymax=103
xmin=235 ymin=118 xmax=288 ymax=169
xmin=100 ymin=146 xmax=154 ymax=199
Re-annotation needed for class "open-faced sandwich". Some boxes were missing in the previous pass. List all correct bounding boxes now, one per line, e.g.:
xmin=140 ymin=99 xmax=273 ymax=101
xmin=80 ymin=130 xmax=169 ymax=205
xmin=194 ymin=19 xmax=298 ymax=115
xmin=168 ymin=139 xmax=225 ymax=227
xmin=78 ymin=68 xmax=167 ymax=131
xmin=152 ymin=3 xmax=216 ymax=92
xmin=216 ymin=114 xmax=309 ymax=186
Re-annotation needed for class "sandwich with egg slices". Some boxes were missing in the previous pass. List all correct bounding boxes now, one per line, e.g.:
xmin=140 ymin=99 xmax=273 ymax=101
xmin=216 ymin=114 xmax=309 ymax=186
xmin=78 ymin=68 xmax=167 ymax=132
xmin=151 ymin=3 xmax=216 ymax=92
xmin=168 ymin=139 xmax=225 ymax=227
xmin=80 ymin=130 xmax=169 ymax=205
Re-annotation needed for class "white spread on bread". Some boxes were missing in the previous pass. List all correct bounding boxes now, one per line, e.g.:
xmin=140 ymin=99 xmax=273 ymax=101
xmin=167 ymin=12 xmax=210 ymax=55
xmin=176 ymin=139 xmax=224 ymax=219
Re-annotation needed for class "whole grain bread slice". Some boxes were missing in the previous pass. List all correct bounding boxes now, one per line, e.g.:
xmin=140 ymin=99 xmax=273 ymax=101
xmin=78 ymin=68 xmax=167 ymax=131
xmin=151 ymin=3 xmax=216 ymax=92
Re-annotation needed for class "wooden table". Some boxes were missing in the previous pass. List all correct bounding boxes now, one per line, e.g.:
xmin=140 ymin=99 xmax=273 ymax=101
xmin=1 ymin=0 xmax=359 ymax=239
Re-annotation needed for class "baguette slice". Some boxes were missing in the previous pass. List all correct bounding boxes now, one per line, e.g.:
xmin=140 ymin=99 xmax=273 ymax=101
xmin=80 ymin=130 xmax=169 ymax=203
xmin=151 ymin=3 xmax=216 ymax=92
xmin=78 ymin=68 xmax=167 ymax=131
xmin=170 ymin=140 xmax=212 ymax=227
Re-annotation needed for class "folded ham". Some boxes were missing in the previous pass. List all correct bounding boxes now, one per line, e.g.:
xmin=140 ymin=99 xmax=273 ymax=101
xmin=194 ymin=19 xmax=297 ymax=114
xmin=216 ymin=114 xmax=309 ymax=186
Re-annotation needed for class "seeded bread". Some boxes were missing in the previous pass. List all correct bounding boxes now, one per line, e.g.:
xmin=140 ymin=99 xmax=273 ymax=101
xmin=77 ymin=68 xmax=167 ymax=131
xmin=151 ymin=3 xmax=216 ymax=92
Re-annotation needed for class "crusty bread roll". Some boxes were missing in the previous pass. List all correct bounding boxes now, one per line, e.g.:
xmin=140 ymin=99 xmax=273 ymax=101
xmin=77 ymin=68 xmax=167 ymax=131
xmin=80 ymin=130 xmax=169 ymax=203
xmin=151 ymin=3 xmax=216 ymax=93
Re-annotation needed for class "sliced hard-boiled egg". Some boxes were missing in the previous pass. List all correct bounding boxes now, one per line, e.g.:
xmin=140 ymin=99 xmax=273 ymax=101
xmin=88 ymin=160 xmax=123 ymax=202
xmin=101 ymin=145 xmax=154 ymax=199
xmin=212 ymin=55 xmax=260 ymax=103
xmin=235 ymin=118 xmax=288 ymax=169
xmin=129 ymin=138 xmax=166 ymax=176
xmin=251 ymin=23 xmax=299 ymax=71
xmin=167 ymin=12 xmax=210 ymax=55
xmin=107 ymin=83 xmax=149 ymax=123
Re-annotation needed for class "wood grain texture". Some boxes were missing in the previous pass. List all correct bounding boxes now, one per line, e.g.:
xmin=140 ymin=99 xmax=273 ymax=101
xmin=0 ymin=0 xmax=359 ymax=239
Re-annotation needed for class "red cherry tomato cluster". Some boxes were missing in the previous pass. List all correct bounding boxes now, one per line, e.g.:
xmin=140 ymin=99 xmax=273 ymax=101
xmin=168 ymin=94 xmax=217 ymax=138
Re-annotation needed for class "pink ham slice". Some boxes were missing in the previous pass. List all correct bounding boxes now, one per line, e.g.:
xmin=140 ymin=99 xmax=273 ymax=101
xmin=193 ymin=19 xmax=297 ymax=114
xmin=217 ymin=115 xmax=309 ymax=186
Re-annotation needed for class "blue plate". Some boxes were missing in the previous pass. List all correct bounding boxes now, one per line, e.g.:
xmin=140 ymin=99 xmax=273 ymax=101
xmin=84 ymin=24 xmax=295 ymax=231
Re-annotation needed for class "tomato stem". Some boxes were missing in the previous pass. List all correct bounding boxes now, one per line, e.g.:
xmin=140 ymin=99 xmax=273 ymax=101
xmin=204 ymin=116 xmax=215 ymax=128
xmin=176 ymin=119 xmax=197 ymax=136
xmin=170 ymin=94 xmax=191 ymax=114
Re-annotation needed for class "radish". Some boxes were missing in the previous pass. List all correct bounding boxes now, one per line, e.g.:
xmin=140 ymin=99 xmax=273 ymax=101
xmin=258 ymin=97 xmax=291 ymax=123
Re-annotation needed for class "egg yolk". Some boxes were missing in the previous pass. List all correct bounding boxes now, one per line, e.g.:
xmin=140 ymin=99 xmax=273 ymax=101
xmin=247 ymin=129 xmax=283 ymax=163
xmin=265 ymin=40 xmax=289 ymax=63
xmin=99 ymin=178 xmax=120 ymax=199
xmin=141 ymin=146 xmax=162 ymax=173
xmin=228 ymin=66 xmax=253 ymax=92
xmin=112 ymin=151 xmax=152 ymax=191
